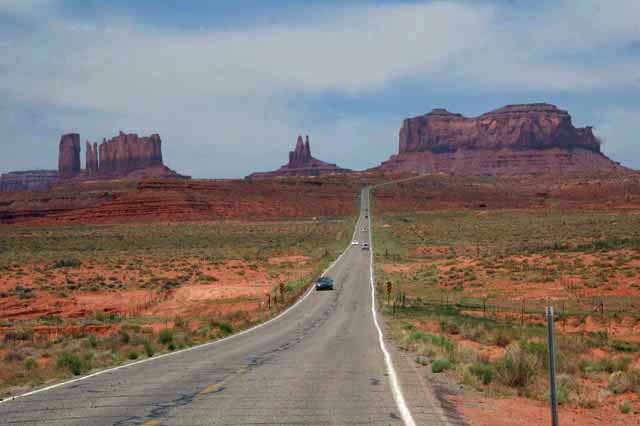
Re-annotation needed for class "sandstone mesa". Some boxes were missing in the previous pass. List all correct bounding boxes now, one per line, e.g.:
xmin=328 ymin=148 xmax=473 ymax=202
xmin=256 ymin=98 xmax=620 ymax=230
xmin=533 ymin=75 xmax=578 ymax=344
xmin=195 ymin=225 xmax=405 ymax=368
xmin=373 ymin=103 xmax=626 ymax=176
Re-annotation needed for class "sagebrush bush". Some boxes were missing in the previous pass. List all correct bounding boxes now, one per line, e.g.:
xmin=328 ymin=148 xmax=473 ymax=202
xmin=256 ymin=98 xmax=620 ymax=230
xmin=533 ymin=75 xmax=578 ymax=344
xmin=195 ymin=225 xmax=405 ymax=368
xmin=56 ymin=352 xmax=87 ymax=376
xmin=159 ymin=329 xmax=174 ymax=345
xmin=431 ymin=358 xmax=451 ymax=373
xmin=608 ymin=371 xmax=632 ymax=394
xmin=469 ymin=362 xmax=493 ymax=385
xmin=495 ymin=343 xmax=539 ymax=388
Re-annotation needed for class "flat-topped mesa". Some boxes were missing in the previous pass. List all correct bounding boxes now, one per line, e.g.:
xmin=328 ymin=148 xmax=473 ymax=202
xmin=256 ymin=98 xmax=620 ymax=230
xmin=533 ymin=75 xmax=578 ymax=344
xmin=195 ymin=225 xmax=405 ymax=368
xmin=399 ymin=103 xmax=600 ymax=154
xmin=97 ymin=132 xmax=163 ymax=176
xmin=58 ymin=134 xmax=81 ymax=178
xmin=0 ymin=170 xmax=59 ymax=192
xmin=376 ymin=103 xmax=628 ymax=176
xmin=248 ymin=135 xmax=351 ymax=178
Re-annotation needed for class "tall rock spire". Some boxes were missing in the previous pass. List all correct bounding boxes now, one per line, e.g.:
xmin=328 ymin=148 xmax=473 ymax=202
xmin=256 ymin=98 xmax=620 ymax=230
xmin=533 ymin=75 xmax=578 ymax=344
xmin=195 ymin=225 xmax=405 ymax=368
xmin=304 ymin=135 xmax=311 ymax=159
xmin=58 ymin=133 xmax=81 ymax=178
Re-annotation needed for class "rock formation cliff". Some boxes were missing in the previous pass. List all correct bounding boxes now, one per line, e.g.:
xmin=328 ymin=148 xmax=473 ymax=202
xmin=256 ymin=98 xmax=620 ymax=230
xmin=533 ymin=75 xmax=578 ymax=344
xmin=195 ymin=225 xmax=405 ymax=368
xmin=53 ymin=131 xmax=185 ymax=180
xmin=0 ymin=170 xmax=59 ymax=192
xmin=58 ymin=134 xmax=81 ymax=178
xmin=375 ymin=103 xmax=627 ymax=176
xmin=96 ymin=132 xmax=163 ymax=176
xmin=248 ymin=135 xmax=351 ymax=178
xmin=85 ymin=141 xmax=99 ymax=175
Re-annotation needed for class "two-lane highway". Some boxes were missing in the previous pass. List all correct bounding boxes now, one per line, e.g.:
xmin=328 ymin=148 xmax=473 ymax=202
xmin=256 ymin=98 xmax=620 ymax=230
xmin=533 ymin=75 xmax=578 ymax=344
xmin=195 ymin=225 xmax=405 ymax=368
xmin=0 ymin=188 xmax=448 ymax=426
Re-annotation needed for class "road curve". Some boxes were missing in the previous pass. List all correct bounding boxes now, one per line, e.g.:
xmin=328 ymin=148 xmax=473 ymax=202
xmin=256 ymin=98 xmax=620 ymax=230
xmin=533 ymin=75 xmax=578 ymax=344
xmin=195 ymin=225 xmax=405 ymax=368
xmin=0 ymin=188 xmax=448 ymax=426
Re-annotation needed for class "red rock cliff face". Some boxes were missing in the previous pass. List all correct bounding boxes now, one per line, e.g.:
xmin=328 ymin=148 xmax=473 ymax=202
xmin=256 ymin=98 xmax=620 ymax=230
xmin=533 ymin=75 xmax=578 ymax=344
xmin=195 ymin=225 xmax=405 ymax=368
xmin=399 ymin=104 xmax=600 ymax=154
xmin=97 ymin=132 xmax=163 ymax=176
xmin=58 ymin=134 xmax=81 ymax=178
xmin=85 ymin=142 xmax=99 ymax=175
xmin=377 ymin=103 xmax=626 ymax=176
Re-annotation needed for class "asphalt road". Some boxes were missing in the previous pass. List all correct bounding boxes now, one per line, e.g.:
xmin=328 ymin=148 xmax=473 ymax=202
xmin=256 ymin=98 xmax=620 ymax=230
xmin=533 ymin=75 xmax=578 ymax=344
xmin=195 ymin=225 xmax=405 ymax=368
xmin=0 ymin=188 xmax=448 ymax=426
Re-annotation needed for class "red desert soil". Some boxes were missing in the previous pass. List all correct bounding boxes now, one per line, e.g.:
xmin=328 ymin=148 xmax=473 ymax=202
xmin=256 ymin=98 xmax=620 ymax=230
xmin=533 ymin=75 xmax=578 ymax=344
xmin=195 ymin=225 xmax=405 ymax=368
xmin=0 ymin=176 xmax=366 ymax=225
xmin=0 ymin=257 xmax=312 ymax=337
xmin=453 ymin=393 xmax=639 ymax=426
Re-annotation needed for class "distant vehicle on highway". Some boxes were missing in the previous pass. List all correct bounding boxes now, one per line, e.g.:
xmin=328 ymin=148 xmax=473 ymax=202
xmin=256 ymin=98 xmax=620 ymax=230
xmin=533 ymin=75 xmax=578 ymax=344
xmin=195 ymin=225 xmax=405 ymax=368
xmin=351 ymin=240 xmax=360 ymax=245
xmin=364 ymin=215 xmax=368 ymax=219
xmin=315 ymin=276 xmax=334 ymax=291
xmin=361 ymin=243 xmax=370 ymax=250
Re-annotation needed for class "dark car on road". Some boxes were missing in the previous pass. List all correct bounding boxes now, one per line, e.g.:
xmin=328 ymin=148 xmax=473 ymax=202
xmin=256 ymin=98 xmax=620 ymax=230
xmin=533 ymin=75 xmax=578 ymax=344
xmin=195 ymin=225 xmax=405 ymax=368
xmin=361 ymin=243 xmax=370 ymax=250
xmin=315 ymin=276 xmax=334 ymax=291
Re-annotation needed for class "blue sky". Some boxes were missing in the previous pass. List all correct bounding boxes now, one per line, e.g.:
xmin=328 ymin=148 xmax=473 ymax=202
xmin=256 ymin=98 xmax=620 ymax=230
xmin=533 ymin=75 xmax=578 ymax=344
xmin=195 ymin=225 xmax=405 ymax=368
xmin=1 ymin=0 xmax=639 ymax=177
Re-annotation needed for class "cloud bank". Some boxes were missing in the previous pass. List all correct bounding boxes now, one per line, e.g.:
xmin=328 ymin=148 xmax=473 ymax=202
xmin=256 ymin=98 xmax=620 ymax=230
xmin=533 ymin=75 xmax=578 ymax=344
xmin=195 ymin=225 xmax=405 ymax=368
xmin=1 ymin=0 xmax=639 ymax=176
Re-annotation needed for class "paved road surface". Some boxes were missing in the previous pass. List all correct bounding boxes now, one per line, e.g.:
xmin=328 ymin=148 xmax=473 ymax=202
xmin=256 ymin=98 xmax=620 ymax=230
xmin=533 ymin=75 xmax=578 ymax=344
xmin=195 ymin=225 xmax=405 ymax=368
xmin=0 ymin=188 xmax=448 ymax=426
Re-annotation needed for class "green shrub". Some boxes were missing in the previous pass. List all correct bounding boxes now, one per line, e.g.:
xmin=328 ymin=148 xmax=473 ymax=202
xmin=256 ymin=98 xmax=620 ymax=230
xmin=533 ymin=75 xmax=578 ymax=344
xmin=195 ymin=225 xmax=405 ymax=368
xmin=119 ymin=330 xmax=130 ymax=344
xmin=168 ymin=342 xmax=176 ymax=351
xmin=619 ymin=401 xmax=632 ymax=414
xmin=408 ymin=330 xmax=426 ymax=342
xmin=218 ymin=322 xmax=233 ymax=336
xmin=469 ymin=362 xmax=493 ymax=385
xmin=143 ymin=340 xmax=155 ymax=357
xmin=158 ymin=329 xmax=174 ymax=345
xmin=495 ymin=343 xmax=539 ymax=388
xmin=56 ymin=352 xmax=87 ymax=376
xmin=24 ymin=358 xmax=37 ymax=371
xmin=53 ymin=258 xmax=82 ymax=268
xmin=431 ymin=358 xmax=451 ymax=373
xmin=611 ymin=340 xmax=640 ymax=353
xmin=583 ymin=357 xmax=631 ymax=374
xmin=127 ymin=351 xmax=139 ymax=360
xmin=88 ymin=334 xmax=98 ymax=349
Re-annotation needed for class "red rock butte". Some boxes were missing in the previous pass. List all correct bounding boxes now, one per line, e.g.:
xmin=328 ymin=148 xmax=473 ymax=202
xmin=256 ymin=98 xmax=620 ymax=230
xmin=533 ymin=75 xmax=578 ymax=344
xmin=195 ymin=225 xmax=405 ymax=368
xmin=373 ymin=103 xmax=628 ymax=176
xmin=248 ymin=135 xmax=351 ymax=178
xmin=1 ymin=131 xmax=187 ymax=192
xmin=60 ymin=131 xmax=185 ymax=180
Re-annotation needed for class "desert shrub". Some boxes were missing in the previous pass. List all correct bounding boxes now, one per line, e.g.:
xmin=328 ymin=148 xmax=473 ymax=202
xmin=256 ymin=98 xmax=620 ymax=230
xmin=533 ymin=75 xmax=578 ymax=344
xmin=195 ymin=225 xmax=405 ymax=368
xmin=431 ymin=358 xmax=451 ymax=373
xmin=619 ymin=401 xmax=632 ymax=414
xmin=158 ymin=329 xmax=174 ymax=345
xmin=143 ymin=340 xmax=155 ymax=357
xmin=24 ymin=358 xmax=37 ymax=371
xmin=408 ymin=330 xmax=427 ymax=342
xmin=168 ymin=342 xmax=176 ymax=351
xmin=628 ymin=368 xmax=640 ymax=392
xmin=127 ymin=351 xmax=139 ymax=360
xmin=493 ymin=330 xmax=512 ymax=348
xmin=439 ymin=319 xmax=460 ymax=335
xmin=583 ymin=357 xmax=631 ymax=374
xmin=469 ymin=362 xmax=494 ymax=385
xmin=56 ymin=352 xmax=88 ymax=376
xmin=88 ymin=334 xmax=98 ymax=349
xmin=119 ymin=330 xmax=130 ymax=344
xmin=611 ymin=340 xmax=640 ymax=353
xmin=53 ymin=258 xmax=82 ymax=268
xmin=608 ymin=371 xmax=632 ymax=394
xmin=210 ymin=320 xmax=233 ymax=336
xmin=550 ymin=374 xmax=577 ymax=405
xmin=495 ymin=343 xmax=539 ymax=388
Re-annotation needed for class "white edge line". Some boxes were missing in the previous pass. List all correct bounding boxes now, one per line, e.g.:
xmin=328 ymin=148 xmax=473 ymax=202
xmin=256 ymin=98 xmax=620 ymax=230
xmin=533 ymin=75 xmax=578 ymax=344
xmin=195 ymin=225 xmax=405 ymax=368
xmin=0 ymin=213 xmax=362 ymax=405
xmin=367 ymin=187 xmax=417 ymax=426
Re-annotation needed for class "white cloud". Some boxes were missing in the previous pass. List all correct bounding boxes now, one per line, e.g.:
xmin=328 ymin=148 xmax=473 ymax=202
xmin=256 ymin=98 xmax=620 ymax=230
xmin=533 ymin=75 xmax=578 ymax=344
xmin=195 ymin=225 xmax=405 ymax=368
xmin=1 ymin=1 xmax=639 ymax=177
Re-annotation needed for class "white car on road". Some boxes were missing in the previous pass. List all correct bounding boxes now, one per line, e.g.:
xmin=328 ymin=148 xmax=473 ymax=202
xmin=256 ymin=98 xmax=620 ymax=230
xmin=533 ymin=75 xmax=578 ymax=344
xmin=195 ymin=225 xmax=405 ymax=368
xmin=351 ymin=240 xmax=360 ymax=245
